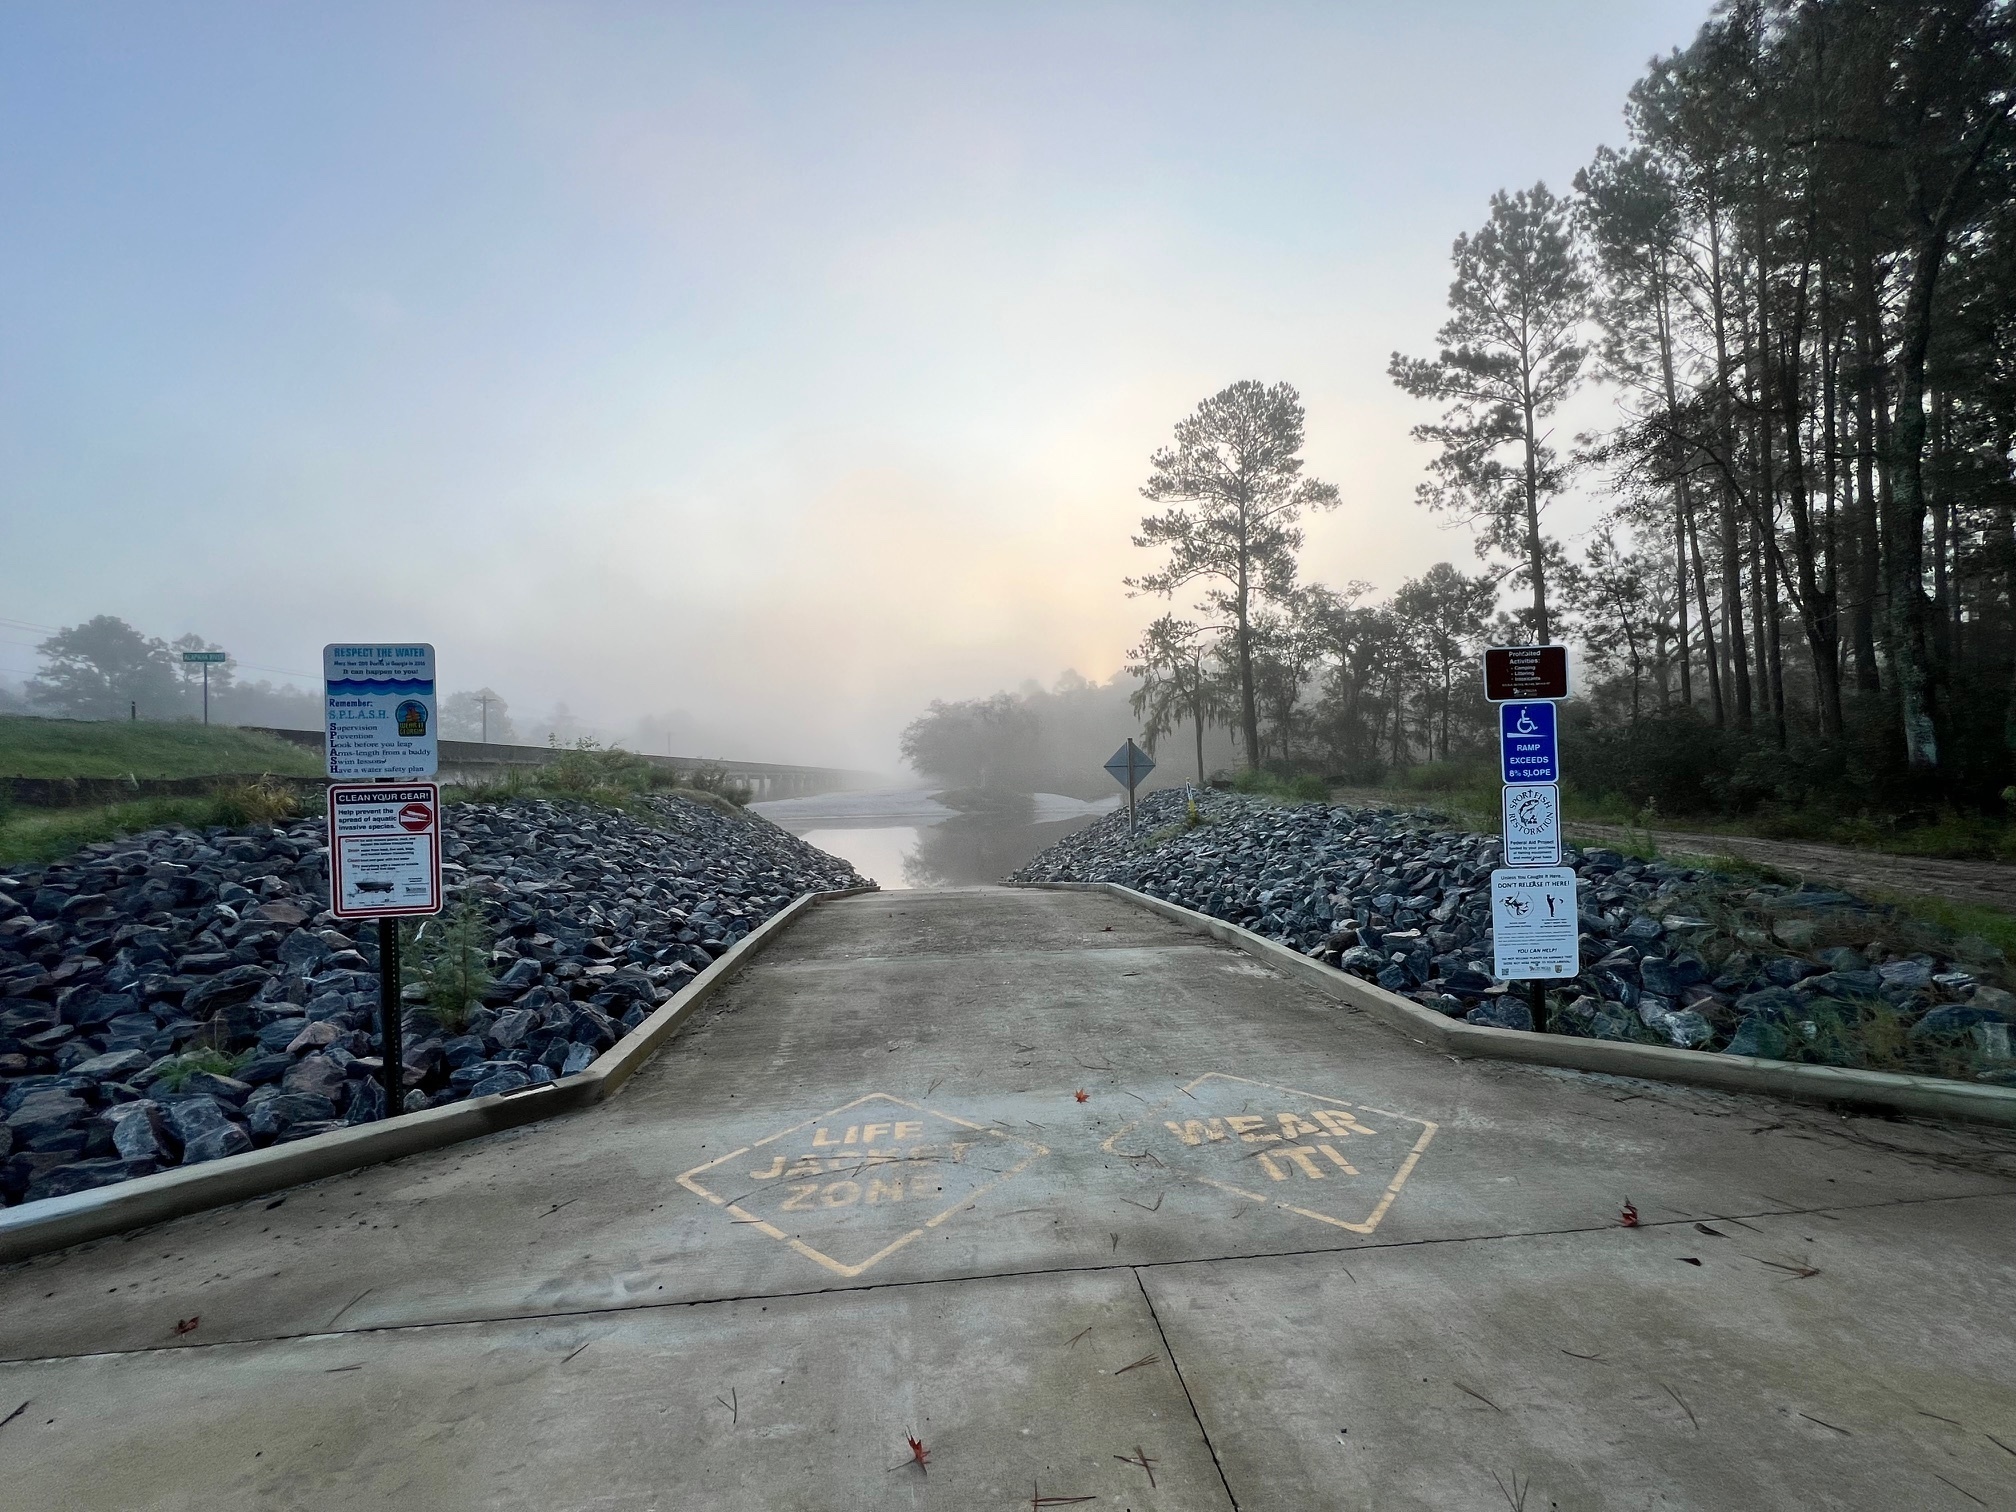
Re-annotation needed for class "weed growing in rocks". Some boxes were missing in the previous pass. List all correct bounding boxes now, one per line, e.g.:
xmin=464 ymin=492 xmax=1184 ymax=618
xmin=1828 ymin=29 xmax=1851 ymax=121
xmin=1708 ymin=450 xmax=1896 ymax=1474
xmin=404 ymin=899 xmax=494 ymax=1034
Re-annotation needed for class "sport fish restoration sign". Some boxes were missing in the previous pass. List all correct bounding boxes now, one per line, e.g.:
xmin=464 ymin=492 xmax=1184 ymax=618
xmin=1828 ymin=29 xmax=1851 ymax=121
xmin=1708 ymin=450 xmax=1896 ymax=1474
xmin=328 ymin=783 xmax=443 ymax=919
xmin=324 ymin=643 xmax=437 ymax=778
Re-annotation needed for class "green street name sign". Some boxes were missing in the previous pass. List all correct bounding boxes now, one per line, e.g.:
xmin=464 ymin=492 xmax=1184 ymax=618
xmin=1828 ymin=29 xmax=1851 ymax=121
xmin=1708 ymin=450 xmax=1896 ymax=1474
xmin=181 ymin=651 xmax=227 ymax=663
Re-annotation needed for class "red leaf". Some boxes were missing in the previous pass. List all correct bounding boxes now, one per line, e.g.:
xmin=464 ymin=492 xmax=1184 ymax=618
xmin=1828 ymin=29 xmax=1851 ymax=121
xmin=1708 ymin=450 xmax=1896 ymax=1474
xmin=1074 ymin=1089 xmax=1090 ymax=1103
xmin=906 ymin=1432 xmax=929 ymax=1470
xmin=172 ymin=1316 xmax=200 ymax=1336
xmin=1619 ymin=1202 xmax=1639 ymax=1228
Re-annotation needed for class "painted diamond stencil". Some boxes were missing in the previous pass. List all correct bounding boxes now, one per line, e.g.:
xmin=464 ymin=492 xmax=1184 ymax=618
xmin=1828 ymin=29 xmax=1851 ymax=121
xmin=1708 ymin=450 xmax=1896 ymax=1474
xmin=1102 ymin=1072 xmax=1436 ymax=1235
xmin=679 ymin=1093 xmax=1048 ymax=1278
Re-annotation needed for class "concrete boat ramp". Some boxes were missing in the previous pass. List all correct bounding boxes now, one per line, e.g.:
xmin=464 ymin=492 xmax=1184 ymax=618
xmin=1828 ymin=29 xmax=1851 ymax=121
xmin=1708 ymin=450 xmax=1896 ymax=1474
xmin=2 ymin=888 xmax=2014 ymax=1510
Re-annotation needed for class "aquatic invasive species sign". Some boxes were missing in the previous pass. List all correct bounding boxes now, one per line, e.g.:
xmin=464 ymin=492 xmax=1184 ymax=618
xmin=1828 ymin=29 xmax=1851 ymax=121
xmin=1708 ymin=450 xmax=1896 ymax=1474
xmin=328 ymin=782 xmax=443 ymax=919
xmin=1490 ymin=867 xmax=1578 ymax=980
xmin=324 ymin=643 xmax=436 ymax=778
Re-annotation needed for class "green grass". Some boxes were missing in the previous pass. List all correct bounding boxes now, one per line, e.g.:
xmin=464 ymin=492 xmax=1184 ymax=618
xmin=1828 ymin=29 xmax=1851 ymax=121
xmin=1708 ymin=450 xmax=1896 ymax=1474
xmin=0 ymin=783 xmax=304 ymax=866
xmin=1232 ymin=769 xmax=1329 ymax=803
xmin=0 ymin=714 xmax=323 ymax=780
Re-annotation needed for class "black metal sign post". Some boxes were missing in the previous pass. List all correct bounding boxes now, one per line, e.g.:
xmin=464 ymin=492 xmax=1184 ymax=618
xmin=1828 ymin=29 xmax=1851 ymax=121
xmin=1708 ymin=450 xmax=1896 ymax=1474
xmin=1486 ymin=646 xmax=1570 ymax=1035
xmin=1104 ymin=739 xmax=1156 ymax=837
xmin=378 ymin=917 xmax=403 ymax=1114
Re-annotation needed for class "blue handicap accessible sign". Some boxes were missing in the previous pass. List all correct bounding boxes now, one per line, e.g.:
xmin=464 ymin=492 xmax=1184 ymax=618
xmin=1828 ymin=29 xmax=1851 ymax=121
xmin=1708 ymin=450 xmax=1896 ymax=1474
xmin=1499 ymin=701 xmax=1558 ymax=784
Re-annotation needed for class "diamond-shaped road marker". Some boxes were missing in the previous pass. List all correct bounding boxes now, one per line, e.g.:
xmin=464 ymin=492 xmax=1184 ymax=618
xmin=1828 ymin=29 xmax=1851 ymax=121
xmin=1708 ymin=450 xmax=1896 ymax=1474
xmin=1104 ymin=738 xmax=1155 ymax=788
xmin=679 ymin=1093 xmax=1049 ymax=1278
xmin=1101 ymin=1073 xmax=1437 ymax=1235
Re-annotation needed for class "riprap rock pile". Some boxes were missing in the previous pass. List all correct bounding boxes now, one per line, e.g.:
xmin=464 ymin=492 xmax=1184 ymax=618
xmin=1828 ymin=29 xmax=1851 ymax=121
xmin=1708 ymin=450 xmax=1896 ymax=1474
xmin=0 ymin=794 xmax=865 ymax=1206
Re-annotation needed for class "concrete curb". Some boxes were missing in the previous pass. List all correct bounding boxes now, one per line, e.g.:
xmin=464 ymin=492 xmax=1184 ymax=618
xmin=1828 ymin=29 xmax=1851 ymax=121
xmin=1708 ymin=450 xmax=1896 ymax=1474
xmin=1024 ymin=880 xmax=2016 ymax=1130
xmin=0 ymin=885 xmax=878 ymax=1266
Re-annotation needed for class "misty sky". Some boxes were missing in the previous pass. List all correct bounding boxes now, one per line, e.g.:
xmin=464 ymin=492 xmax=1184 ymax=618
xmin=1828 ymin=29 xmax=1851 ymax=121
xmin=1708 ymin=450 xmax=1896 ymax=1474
xmin=2 ymin=1 xmax=1707 ymax=770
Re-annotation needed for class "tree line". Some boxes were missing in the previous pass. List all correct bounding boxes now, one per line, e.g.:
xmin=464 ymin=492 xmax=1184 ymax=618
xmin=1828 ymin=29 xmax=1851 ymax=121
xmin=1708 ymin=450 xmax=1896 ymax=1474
xmin=1131 ymin=0 xmax=2015 ymax=818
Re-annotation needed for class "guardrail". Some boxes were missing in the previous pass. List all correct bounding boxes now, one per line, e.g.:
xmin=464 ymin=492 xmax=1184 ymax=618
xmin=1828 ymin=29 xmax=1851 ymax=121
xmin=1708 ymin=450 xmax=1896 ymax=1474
xmin=244 ymin=730 xmax=882 ymax=800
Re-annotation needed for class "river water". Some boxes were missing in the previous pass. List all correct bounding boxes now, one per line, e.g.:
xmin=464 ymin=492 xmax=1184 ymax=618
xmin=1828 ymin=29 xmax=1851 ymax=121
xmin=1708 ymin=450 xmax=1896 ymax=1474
xmin=751 ymin=788 xmax=1121 ymax=889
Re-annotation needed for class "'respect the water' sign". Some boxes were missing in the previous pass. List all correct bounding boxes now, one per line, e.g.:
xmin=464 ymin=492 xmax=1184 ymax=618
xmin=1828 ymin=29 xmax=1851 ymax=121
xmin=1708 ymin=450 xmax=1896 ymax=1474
xmin=324 ymin=643 xmax=437 ymax=779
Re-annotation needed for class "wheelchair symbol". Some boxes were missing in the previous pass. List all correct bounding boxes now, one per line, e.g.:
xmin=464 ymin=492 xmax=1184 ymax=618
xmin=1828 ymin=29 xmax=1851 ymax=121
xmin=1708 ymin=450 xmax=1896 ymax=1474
xmin=1513 ymin=709 xmax=1539 ymax=735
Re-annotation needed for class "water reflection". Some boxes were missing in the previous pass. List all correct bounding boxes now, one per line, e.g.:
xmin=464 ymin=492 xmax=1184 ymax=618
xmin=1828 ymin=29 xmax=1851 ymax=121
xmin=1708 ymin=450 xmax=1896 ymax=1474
xmin=755 ymin=788 xmax=1118 ymax=889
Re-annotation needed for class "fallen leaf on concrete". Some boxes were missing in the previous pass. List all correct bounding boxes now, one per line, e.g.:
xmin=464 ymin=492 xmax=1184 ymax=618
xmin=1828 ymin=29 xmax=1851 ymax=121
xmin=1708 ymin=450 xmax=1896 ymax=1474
xmin=1752 ymin=1257 xmax=1822 ymax=1279
xmin=1030 ymin=1484 xmax=1098 ymax=1507
xmin=1454 ymin=1381 xmax=1502 ymax=1412
xmin=1074 ymin=1089 xmax=1090 ymax=1103
xmin=1619 ymin=1201 xmax=1639 ymax=1228
xmin=1662 ymin=1382 xmax=1697 ymax=1429
xmin=1114 ymin=1353 xmax=1160 ymax=1376
xmin=1693 ymin=1223 xmax=1728 ymax=1238
xmin=172 ymin=1316 xmax=199 ymax=1336
xmin=1678 ymin=1257 xmax=1703 ymax=1266
xmin=1114 ymin=1446 xmax=1158 ymax=1488
xmin=1932 ymin=1472 xmax=1986 ymax=1507
xmin=1065 ymin=1326 xmax=1092 ymax=1349
xmin=904 ymin=1431 xmax=928 ymax=1471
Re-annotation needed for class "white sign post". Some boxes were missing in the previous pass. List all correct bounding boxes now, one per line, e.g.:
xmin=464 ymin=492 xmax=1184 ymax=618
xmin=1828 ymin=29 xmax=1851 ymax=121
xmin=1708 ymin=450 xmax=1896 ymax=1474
xmin=323 ymin=644 xmax=438 ymax=779
xmin=1490 ymin=867 xmax=1580 ymax=981
xmin=1500 ymin=782 xmax=1562 ymax=867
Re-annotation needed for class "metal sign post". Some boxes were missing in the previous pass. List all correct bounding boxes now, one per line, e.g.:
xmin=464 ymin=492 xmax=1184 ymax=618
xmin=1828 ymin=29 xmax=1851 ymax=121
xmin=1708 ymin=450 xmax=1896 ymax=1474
xmin=1104 ymin=739 xmax=1156 ymax=835
xmin=182 ymin=649 xmax=226 ymax=726
xmin=1483 ymin=645 xmax=1571 ymax=1033
xmin=328 ymin=782 xmax=442 ymax=1116
xmin=325 ymin=643 xmax=442 ymax=1120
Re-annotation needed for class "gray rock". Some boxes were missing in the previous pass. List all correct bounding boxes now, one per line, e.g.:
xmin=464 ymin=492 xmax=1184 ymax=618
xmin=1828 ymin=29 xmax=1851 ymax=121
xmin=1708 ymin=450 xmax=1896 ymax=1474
xmin=345 ymin=1078 xmax=387 ymax=1124
xmin=560 ymin=1041 xmax=596 ymax=1077
xmin=1725 ymin=1016 xmax=1788 ymax=1059
xmin=180 ymin=1122 xmax=252 ymax=1164
xmin=6 ymin=1091 xmax=89 ymax=1144
xmin=1879 ymin=960 xmax=1934 ymax=991
xmin=274 ymin=1119 xmax=346 ymax=1144
xmin=247 ymin=1092 xmax=338 ymax=1139
xmin=1911 ymin=1004 xmax=2011 ymax=1038
xmin=468 ymin=1065 xmax=531 ymax=1098
xmin=282 ymin=1053 xmax=348 ymax=1102
xmin=1658 ymin=1009 xmax=1714 ymax=1048
xmin=67 ymin=1048 xmax=154 ymax=1082
xmin=109 ymin=1101 xmax=178 ymax=1163
xmin=1466 ymin=999 xmax=1533 ymax=1032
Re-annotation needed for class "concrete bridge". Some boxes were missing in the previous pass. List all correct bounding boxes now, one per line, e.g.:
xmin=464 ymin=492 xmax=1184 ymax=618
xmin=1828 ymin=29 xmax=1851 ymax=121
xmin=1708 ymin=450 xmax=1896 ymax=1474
xmin=3 ymin=886 xmax=2012 ymax=1509
xmin=247 ymin=728 xmax=884 ymax=800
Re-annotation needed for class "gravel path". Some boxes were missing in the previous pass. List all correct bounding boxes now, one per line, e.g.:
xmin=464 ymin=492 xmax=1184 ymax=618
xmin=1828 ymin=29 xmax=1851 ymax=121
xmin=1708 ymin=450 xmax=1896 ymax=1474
xmin=1326 ymin=786 xmax=2016 ymax=913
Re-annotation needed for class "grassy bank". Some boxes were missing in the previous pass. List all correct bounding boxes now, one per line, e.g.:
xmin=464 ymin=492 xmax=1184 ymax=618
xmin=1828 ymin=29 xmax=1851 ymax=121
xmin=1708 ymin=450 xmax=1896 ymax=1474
xmin=0 ymin=784 xmax=305 ymax=867
xmin=1334 ymin=767 xmax=2016 ymax=864
xmin=0 ymin=714 xmax=322 ymax=780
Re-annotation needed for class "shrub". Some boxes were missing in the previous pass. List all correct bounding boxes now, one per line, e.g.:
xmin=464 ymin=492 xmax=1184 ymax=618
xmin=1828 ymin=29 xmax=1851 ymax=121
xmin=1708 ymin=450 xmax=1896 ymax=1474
xmin=405 ymin=898 xmax=494 ymax=1032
